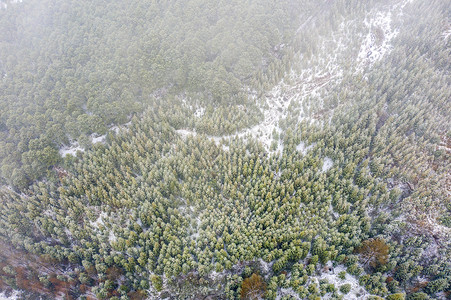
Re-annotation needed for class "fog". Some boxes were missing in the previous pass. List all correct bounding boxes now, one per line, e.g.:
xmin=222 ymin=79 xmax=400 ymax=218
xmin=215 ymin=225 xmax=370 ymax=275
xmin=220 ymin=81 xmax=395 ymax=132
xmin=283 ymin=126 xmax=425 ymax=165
xmin=0 ymin=0 xmax=449 ymax=299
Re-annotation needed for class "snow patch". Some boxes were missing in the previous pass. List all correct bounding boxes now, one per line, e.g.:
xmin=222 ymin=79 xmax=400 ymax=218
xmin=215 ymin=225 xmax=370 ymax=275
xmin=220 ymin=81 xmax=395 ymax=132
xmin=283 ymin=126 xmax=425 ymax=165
xmin=442 ymin=28 xmax=451 ymax=40
xmin=176 ymin=129 xmax=197 ymax=139
xmin=109 ymin=231 xmax=117 ymax=243
xmin=91 ymin=134 xmax=106 ymax=144
xmin=258 ymin=258 xmax=272 ymax=274
xmin=329 ymin=203 xmax=340 ymax=219
xmin=322 ymin=157 xmax=333 ymax=172
xmin=194 ymin=107 xmax=205 ymax=118
xmin=90 ymin=212 xmax=106 ymax=229
xmin=59 ymin=142 xmax=84 ymax=157
xmin=315 ymin=264 xmax=370 ymax=299
xmin=356 ymin=0 xmax=414 ymax=71
xmin=276 ymin=287 xmax=300 ymax=300
xmin=296 ymin=142 xmax=316 ymax=156
xmin=190 ymin=216 xmax=201 ymax=239
xmin=357 ymin=11 xmax=398 ymax=69
xmin=110 ymin=121 xmax=132 ymax=135
xmin=0 ymin=290 xmax=20 ymax=300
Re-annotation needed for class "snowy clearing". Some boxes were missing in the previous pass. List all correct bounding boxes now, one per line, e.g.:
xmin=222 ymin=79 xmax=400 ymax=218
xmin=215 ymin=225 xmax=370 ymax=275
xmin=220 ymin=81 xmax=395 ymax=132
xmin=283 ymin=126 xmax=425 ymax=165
xmin=276 ymin=288 xmax=301 ymax=300
xmin=442 ymin=28 xmax=451 ymax=40
xmin=316 ymin=264 xmax=370 ymax=299
xmin=175 ymin=3 xmax=418 ymax=153
xmin=59 ymin=142 xmax=84 ymax=157
xmin=357 ymin=11 xmax=398 ymax=70
xmin=296 ymin=141 xmax=316 ymax=156
xmin=322 ymin=157 xmax=334 ymax=172
xmin=0 ymin=290 xmax=19 ymax=300
xmin=91 ymin=133 xmax=106 ymax=144
xmin=194 ymin=106 xmax=205 ymax=118
xmin=90 ymin=212 xmax=107 ymax=229
xmin=356 ymin=0 xmax=415 ymax=71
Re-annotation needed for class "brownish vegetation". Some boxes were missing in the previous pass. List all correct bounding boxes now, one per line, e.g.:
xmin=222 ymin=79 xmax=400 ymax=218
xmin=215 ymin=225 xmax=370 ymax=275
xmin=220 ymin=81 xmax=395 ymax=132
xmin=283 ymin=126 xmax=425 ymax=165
xmin=240 ymin=273 xmax=266 ymax=300
xmin=356 ymin=238 xmax=389 ymax=268
xmin=0 ymin=240 xmax=81 ymax=299
xmin=128 ymin=289 xmax=148 ymax=299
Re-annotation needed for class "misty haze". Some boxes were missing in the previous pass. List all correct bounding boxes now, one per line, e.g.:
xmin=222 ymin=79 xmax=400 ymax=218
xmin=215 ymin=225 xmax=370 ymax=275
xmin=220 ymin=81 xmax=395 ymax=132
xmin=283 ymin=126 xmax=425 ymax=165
xmin=0 ymin=0 xmax=449 ymax=299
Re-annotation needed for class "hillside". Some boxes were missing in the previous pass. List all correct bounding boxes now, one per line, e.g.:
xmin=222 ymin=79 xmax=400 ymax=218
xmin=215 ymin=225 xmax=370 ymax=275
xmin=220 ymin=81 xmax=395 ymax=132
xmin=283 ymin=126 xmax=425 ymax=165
xmin=0 ymin=0 xmax=450 ymax=299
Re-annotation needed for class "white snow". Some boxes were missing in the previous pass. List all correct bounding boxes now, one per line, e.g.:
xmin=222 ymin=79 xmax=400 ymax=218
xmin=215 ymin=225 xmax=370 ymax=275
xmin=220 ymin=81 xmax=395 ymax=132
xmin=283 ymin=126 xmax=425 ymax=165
xmin=321 ymin=157 xmax=333 ymax=172
xmin=91 ymin=134 xmax=106 ymax=144
xmin=110 ymin=121 xmax=132 ymax=134
xmin=356 ymin=11 xmax=398 ymax=70
xmin=314 ymin=264 xmax=370 ymax=299
xmin=176 ymin=80 xmax=316 ymax=154
xmin=296 ymin=141 xmax=316 ymax=156
xmin=109 ymin=231 xmax=117 ymax=243
xmin=176 ymin=0 xmax=415 ymax=156
xmin=194 ymin=107 xmax=205 ymax=118
xmin=190 ymin=216 xmax=201 ymax=239
xmin=296 ymin=141 xmax=305 ymax=152
xmin=328 ymin=203 xmax=340 ymax=219
xmin=59 ymin=142 xmax=84 ymax=157
xmin=356 ymin=0 xmax=415 ymax=71
xmin=0 ymin=290 xmax=20 ymax=300
xmin=90 ymin=213 xmax=106 ymax=229
xmin=276 ymin=287 xmax=301 ymax=300
xmin=425 ymin=212 xmax=451 ymax=238
xmin=176 ymin=129 xmax=197 ymax=139
xmin=442 ymin=28 xmax=451 ymax=40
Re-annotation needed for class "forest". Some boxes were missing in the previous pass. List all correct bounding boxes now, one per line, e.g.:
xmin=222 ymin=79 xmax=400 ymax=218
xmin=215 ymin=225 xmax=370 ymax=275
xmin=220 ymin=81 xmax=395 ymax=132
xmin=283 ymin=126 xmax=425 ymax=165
xmin=0 ymin=0 xmax=450 ymax=299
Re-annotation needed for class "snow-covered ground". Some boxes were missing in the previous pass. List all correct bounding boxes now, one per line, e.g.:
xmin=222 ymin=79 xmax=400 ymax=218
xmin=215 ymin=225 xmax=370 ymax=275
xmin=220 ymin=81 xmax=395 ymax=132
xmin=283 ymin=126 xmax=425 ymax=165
xmin=90 ymin=212 xmax=107 ymax=229
xmin=176 ymin=129 xmax=197 ymax=139
xmin=276 ymin=288 xmax=301 ymax=300
xmin=59 ymin=121 xmax=132 ymax=157
xmin=322 ymin=157 xmax=333 ymax=172
xmin=357 ymin=12 xmax=397 ymax=69
xmin=110 ymin=120 xmax=132 ymax=134
xmin=356 ymin=0 xmax=414 ymax=71
xmin=316 ymin=264 xmax=370 ymax=299
xmin=91 ymin=133 xmax=106 ymax=144
xmin=59 ymin=141 xmax=84 ymax=157
xmin=174 ymin=1 xmax=413 ymax=155
xmin=442 ymin=28 xmax=451 ymax=40
xmin=296 ymin=141 xmax=316 ymax=156
xmin=0 ymin=290 xmax=19 ymax=300
xmin=176 ymin=77 xmax=320 ymax=154
xmin=194 ymin=107 xmax=205 ymax=118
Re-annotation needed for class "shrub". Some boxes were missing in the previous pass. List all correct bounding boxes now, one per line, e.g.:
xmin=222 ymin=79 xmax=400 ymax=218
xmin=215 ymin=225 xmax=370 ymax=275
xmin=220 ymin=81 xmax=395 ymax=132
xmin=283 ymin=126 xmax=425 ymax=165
xmin=340 ymin=284 xmax=351 ymax=294
xmin=406 ymin=292 xmax=429 ymax=300
xmin=240 ymin=273 xmax=266 ymax=300
xmin=386 ymin=293 xmax=405 ymax=300
xmin=150 ymin=274 xmax=163 ymax=292
xmin=356 ymin=239 xmax=389 ymax=268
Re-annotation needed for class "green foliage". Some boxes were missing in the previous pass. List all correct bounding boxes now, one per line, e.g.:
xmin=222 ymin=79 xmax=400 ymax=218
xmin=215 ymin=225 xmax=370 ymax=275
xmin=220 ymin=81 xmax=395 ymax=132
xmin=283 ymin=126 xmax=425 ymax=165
xmin=150 ymin=275 xmax=163 ymax=292
xmin=0 ymin=0 xmax=302 ymax=187
xmin=0 ymin=0 xmax=449 ymax=299
xmin=386 ymin=293 xmax=406 ymax=300
xmin=339 ymin=283 xmax=351 ymax=294
xmin=406 ymin=292 xmax=429 ymax=300
xmin=425 ymin=278 xmax=449 ymax=295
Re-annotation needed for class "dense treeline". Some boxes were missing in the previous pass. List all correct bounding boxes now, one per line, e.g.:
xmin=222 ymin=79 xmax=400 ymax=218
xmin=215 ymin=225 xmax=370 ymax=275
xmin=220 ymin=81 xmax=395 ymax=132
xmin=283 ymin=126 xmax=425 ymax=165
xmin=0 ymin=0 xmax=307 ymax=188
xmin=0 ymin=0 xmax=450 ymax=299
